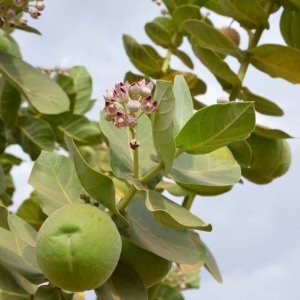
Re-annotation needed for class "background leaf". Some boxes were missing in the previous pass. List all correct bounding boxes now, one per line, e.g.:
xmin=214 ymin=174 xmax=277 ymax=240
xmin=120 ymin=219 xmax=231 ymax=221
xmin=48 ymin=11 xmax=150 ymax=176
xmin=14 ymin=116 xmax=55 ymax=160
xmin=249 ymin=44 xmax=300 ymax=84
xmin=0 ymin=50 xmax=69 ymax=114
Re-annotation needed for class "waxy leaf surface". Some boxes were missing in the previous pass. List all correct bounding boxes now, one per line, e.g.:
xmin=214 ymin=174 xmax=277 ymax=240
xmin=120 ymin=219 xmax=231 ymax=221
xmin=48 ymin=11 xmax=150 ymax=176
xmin=175 ymin=102 xmax=255 ymax=154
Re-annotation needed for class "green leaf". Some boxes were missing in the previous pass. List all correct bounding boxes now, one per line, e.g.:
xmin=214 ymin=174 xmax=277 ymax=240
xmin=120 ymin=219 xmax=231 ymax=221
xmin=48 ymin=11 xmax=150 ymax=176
xmin=173 ymin=49 xmax=194 ymax=69
xmin=201 ymin=237 xmax=223 ymax=283
xmin=145 ymin=22 xmax=172 ymax=48
xmin=64 ymin=133 xmax=125 ymax=223
xmin=123 ymin=35 xmax=163 ymax=78
xmin=241 ymin=87 xmax=283 ymax=116
xmin=242 ymin=133 xmax=291 ymax=184
xmin=0 ymin=205 xmax=9 ymax=229
xmin=249 ymin=44 xmax=300 ymax=84
xmin=14 ymin=116 xmax=55 ymax=160
xmin=184 ymin=20 xmax=242 ymax=58
xmin=192 ymin=45 xmax=241 ymax=90
xmin=68 ymin=66 xmax=93 ymax=114
xmin=172 ymin=5 xmax=202 ymax=31
xmin=175 ymin=102 xmax=255 ymax=154
xmin=145 ymin=189 xmax=212 ymax=231
xmin=100 ymin=113 xmax=157 ymax=179
xmin=8 ymin=213 xmax=37 ymax=247
xmin=218 ymin=0 xmax=268 ymax=29
xmin=16 ymin=193 xmax=47 ymax=231
xmin=56 ymin=114 xmax=102 ymax=145
xmin=126 ymin=195 xmax=199 ymax=264
xmin=0 ymin=79 xmax=21 ymax=128
xmin=0 ymin=265 xmax=31 ymax=299
xmin=254 ymin=125 xmax=293 ymax=139
xmin=173 ymin=75 xmax=194 ymax=137
xmin=0 ymin=227 xmax=44 ymax=284
xmin=28 ymin=151 xmax=83 ymax=215
xmin=120 ymin=236 xmax=171 ymax=288
xmin=170 ymin=147 xmax=240 ymax=196
xmin=0 ymin=50 xmax=69 ymax=114
xmin=95 ymin=260 xmax=147 ymax=300
xmin=152 ymin=81 xmax=176 ymax=174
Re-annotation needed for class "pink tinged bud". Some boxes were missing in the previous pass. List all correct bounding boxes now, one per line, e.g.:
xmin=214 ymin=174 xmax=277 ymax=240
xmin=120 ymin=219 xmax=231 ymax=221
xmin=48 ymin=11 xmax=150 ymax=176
xmin=127 ymin=115 xmax=138 ymax=128
xmin=141 ymin=96 xmax=158 ymax=114
xmin=217 ymin=96 xmax=230 ymax=104
xmin=6 ymin=8 xmax=15 ymax=18
xmin=112 ymin=112 xmax=128 ymax=129
xmin=19 ymin=16 xmax=27 ymax=26
xmin=36 ymin=1 xmax=45 ymax=11
xmin=29 ymin=8 xmax=41 ymax=19
xmin=130 ymin=79 xmax=153 ymax=97
xmin=127 ymin=100 xmax=141 ymax=113
xmin=104 ymin=89 xmax=114 ymax=101
xmin=113 ymin=82 xmax=130 ymax=102
xmin=13 ymin=0 xmax=24 ymax=7
xmin=105 ymin=101 xmax=118 ymax=116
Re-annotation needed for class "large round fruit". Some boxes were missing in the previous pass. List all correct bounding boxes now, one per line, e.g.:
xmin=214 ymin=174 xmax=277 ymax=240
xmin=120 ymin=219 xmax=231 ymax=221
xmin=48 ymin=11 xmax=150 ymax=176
xmin=36 ymin=203 xmax=122 ymax=292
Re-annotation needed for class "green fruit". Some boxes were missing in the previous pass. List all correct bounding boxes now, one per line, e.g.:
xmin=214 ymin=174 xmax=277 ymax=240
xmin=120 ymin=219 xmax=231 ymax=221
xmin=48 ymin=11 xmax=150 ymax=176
xmin=121 ymin=237 xmax=171 ymax=288
xmin=36 ymin=203 xmax=122 ymax=292
xmin=242 ymin=133 xmax=291 ymax=184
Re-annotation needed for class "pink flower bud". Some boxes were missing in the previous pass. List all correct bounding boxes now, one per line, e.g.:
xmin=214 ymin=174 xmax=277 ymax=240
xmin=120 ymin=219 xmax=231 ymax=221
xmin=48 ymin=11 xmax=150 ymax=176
xmin=127 ymin=100 xmax=141 ymax=113
xmin=30 ymin=8 xmax=41 ymax=19
xmin=217 ymin=96 xmax=230 ymax=104
xmin=13 ymin=0 xmax=25 ymax=7
xmin=36 ymin=1 xmax=45 ymax=11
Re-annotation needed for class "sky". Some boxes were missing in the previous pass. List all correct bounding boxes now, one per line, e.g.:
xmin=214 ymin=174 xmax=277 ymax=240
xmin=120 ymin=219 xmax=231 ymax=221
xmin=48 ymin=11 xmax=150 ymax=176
xmin=9 ymin=1 xmax=300 ymax=299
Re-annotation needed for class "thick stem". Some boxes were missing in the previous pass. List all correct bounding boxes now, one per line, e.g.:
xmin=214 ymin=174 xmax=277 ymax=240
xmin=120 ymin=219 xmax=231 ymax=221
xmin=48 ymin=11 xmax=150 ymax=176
xmin=229 ymin=1 xmax=275 ymax=101
xmin=147 ymin=283 xmax=161 ymax=300
xmin=182 ymin=193 xmax=196 ymax=210
xmin=162 ymin=48 xmax=172 ymax=73
xmin=130 ymin=128 xmax=140 ymax=179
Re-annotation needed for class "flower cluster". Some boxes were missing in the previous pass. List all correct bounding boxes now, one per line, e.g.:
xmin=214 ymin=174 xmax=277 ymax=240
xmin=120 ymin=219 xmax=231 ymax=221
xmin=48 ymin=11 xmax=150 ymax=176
xmin=104 ymin=79 xmax=157 ymax=129
xmin=0 ymin=0 xmax=45 ymax=28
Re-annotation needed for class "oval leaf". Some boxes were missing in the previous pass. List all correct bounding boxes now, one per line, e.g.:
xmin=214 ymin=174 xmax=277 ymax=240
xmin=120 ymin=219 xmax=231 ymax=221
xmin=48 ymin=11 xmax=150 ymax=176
xmin=152 ymin=80 xmax=176 ymax=174
xmin=28 ymin=151 xmax=83 ymax=215
xmin=126 ymin=195 xmax=199 ymax=264
xmin=0 ymin=50 xmax=69 ymax=114
xmin=184 ymin=20 xmax=242 ymax=58
xmin=249 ymin=44 xmax=300 ymax=84
xmin=175 ymin=102 xmax=255 ymax=154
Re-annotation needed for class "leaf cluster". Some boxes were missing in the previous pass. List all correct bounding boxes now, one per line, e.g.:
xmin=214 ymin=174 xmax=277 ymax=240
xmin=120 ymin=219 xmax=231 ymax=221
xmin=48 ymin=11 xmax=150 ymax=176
xmin=0 ymin=0 xmax=298 ymax=299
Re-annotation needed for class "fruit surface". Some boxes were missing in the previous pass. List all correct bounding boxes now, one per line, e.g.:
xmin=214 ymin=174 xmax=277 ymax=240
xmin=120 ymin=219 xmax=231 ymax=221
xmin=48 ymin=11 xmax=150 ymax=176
xmin=220 ymin=27 xmax=240 ymax=46
xmin=36 ymin=203 xmax=122 ymax=292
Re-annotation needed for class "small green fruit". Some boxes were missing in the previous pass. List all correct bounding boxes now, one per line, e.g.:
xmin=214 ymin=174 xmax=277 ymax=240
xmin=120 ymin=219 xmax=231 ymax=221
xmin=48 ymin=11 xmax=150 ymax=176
xmin=242 ymin=133 xmax=291 ymax=184
xmin=36 ymin=203 xmax=122 ymax=292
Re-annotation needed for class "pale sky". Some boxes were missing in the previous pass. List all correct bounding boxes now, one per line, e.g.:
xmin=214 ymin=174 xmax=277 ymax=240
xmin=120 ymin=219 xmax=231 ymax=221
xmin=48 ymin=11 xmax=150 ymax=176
xmin=11 ymin=1 xmax=300 ymax=299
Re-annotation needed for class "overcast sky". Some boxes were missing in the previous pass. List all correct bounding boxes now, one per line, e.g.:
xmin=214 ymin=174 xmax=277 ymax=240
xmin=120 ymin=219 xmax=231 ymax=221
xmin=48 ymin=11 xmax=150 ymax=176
xmin=10 ymin=1 xmax=300 ymax=299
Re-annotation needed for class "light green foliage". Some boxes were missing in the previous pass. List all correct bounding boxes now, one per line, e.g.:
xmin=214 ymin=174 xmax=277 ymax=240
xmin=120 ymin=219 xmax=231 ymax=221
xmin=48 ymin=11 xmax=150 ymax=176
xmin=0 ymin=0 xmax=297 ymax=299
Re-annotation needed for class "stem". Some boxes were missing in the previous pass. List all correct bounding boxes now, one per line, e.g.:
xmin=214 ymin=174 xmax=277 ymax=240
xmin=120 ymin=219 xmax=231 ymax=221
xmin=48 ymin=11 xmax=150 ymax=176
xmin=116 ymin=184 xmax=138 ymax=212
xmin=182 ymin=193 xmax=196 ymax=210
xmin=147 ymin=283 xmax=160 ymax=300
xmin=117 ymin=148 xmax=185 ymax=212
xmin=162 ymin=48 xmax=172 ymax=73
xmin=130 ymin=128 xmax=140 ymax=179
xmin=229 ymin=1 xmax=275 ymax=101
